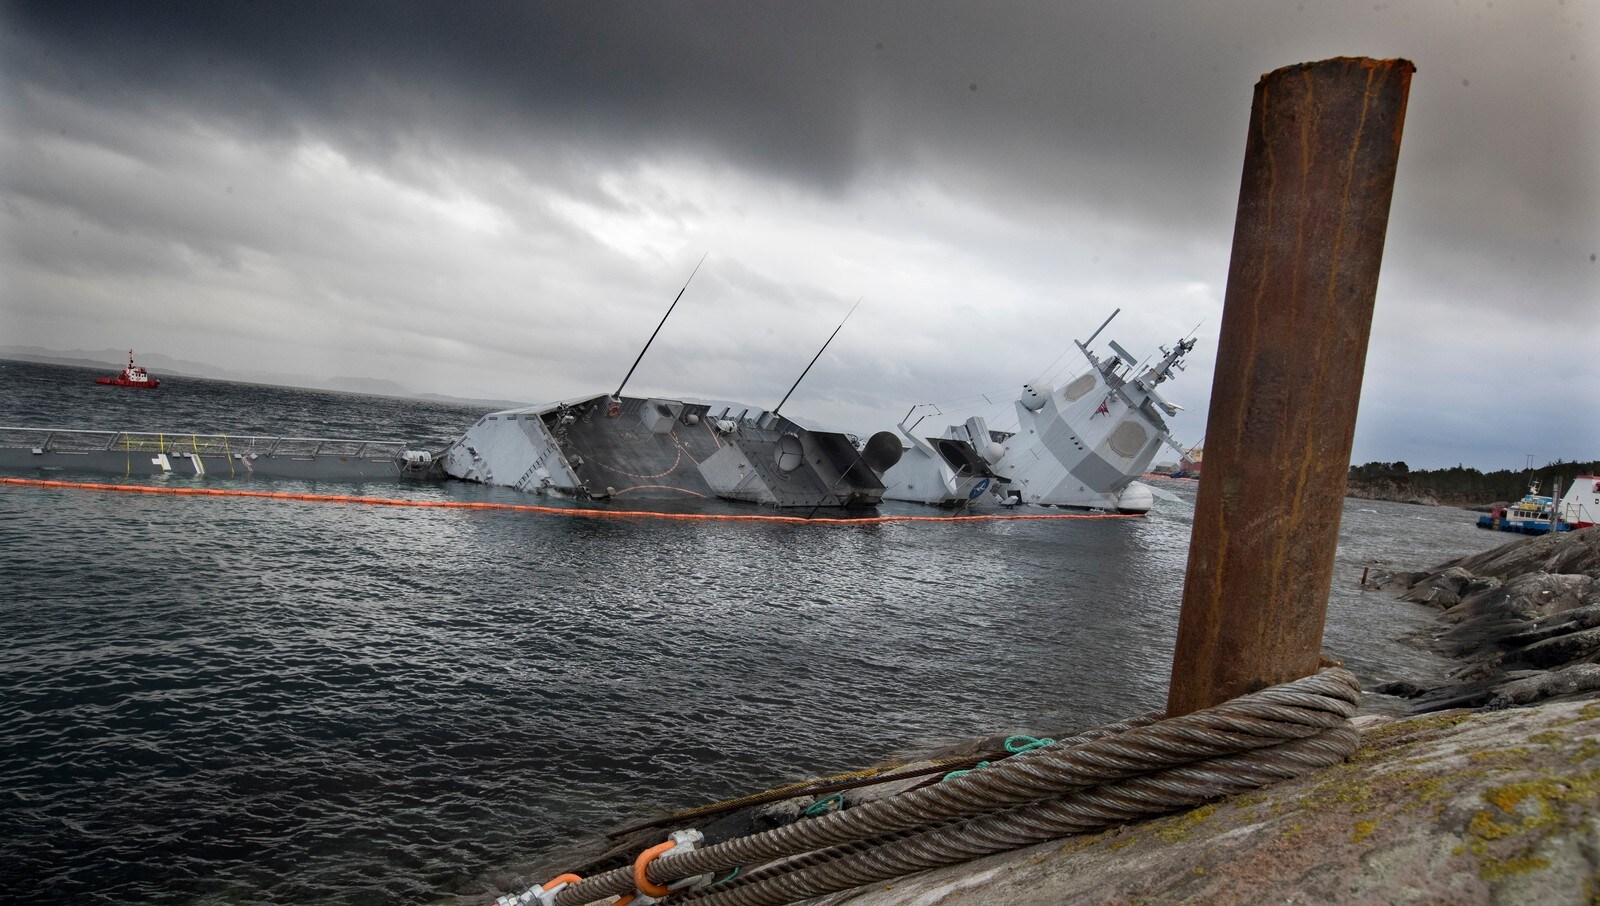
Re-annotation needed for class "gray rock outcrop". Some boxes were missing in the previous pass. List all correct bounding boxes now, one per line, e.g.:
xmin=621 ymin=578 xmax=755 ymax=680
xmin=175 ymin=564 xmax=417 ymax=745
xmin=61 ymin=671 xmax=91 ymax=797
xmin=1373 ymin=527 xmax=1600 ymax=712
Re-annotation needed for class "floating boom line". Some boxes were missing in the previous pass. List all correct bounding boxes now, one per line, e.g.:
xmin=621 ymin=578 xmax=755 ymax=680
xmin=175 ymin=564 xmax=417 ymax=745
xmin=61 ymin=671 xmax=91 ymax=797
xmin=0 ymin=478 xmax=1140 ymax=525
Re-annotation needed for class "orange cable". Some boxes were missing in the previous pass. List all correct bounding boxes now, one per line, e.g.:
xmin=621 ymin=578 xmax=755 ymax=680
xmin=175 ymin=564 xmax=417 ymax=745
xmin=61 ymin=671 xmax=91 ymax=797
xmin=0 ymin=477 xmax=1142 ymax=525
xmin=632 ymin=840 xmax=676 ymax=899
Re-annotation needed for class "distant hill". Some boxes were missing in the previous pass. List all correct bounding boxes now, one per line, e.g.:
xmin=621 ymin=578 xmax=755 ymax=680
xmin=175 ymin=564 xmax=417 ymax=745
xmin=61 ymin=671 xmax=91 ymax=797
xmin=0 ymin=346 xmax=219 ymax=378
xmin=413 ymin=391 xmax=533 ymax=409
xmin=323 ymin=375 xmax=417 ymax=397
xmin=1 ymin=344 xmax=290 ymax=382
xmin=0 ymin=345 xmax=531 ymax=410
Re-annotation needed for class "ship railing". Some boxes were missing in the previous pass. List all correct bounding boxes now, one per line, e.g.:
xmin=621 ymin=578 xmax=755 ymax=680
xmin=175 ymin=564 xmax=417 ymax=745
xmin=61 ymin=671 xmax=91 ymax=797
xmin=0 ymin=427 xmax=411 ymax=459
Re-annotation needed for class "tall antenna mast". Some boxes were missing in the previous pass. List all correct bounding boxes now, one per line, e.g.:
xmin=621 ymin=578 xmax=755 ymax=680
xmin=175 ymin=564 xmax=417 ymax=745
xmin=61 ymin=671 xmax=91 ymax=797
xmin=774 ymin=297 xmax=861 ymax=416
xmin=614 ymin=253 xmax=707 ymax=400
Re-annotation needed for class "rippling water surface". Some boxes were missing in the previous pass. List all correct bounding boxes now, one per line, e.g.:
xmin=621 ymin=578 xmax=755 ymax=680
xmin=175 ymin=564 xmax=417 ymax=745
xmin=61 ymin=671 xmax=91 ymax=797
xmin=0 ymin=359 xmax=1506 ymax=904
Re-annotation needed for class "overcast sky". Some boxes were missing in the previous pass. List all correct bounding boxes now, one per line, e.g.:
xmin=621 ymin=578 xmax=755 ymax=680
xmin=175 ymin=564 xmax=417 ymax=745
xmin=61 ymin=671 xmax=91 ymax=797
xmin=2 ymin=1 xmax=1595 ymax=470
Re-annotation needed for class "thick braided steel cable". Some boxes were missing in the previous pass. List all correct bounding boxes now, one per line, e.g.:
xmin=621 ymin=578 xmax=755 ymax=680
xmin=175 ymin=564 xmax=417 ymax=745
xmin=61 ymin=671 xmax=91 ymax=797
xmin=1050 ymin=711 xmax=1164 ymax=747
xmin=552 ymin=669 xmax=1359 ymax=906
xmin=606 ymin=754 xmax=998 ymax=841
xmin=679 ymin=726 xmax=1361 ymax=906
xmin=691 ymin=827 xmax=944 ymax=894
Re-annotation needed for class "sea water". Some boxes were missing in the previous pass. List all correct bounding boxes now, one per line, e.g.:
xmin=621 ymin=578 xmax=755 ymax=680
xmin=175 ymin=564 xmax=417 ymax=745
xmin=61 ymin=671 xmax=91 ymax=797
xmin=0 ymin=359 xmax=1506 ymax=904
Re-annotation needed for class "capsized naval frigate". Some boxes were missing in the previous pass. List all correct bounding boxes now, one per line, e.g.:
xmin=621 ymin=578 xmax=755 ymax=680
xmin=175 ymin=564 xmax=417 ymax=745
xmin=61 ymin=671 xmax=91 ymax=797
xmin=879 ymin=310 xmax=1195 ymax=513
xmin=439 ymin=394 xmax=902 ymax=507
xmin=438 ymin=263 xmax=903 ymax=508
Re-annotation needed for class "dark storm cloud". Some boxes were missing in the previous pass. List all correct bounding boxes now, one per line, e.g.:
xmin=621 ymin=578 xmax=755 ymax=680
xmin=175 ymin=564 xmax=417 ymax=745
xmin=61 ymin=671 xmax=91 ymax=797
xmin=9 ymin=2 xmax=1593 ymax=215
xmin=3 ymin=2 xmax=1265 ymax=209
xmin=4 ymin=1 xmax=875 ymax=186
xmin=15 ymin=1 xmax=1591 ymax=281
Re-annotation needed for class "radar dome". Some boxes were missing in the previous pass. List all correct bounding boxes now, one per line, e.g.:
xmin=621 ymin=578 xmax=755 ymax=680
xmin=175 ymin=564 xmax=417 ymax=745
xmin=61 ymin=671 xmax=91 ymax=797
xmin=1115 ymin=482 xmax=1155 ymax=514
xmin=1020 ymin=382 xmax=1054 ymax=412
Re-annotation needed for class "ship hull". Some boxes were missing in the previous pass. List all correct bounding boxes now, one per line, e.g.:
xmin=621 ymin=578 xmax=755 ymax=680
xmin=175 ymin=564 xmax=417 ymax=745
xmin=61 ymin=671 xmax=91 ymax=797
xmin=440 ymin=393 xmax=899 ymax=509
xmin=94 ymin=377 xmax=160 ymax=389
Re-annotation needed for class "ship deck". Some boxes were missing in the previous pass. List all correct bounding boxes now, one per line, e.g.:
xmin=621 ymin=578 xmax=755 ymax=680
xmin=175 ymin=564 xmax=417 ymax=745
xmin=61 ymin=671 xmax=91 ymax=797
xmin=0 ymin=426 xmax=431 ymax=481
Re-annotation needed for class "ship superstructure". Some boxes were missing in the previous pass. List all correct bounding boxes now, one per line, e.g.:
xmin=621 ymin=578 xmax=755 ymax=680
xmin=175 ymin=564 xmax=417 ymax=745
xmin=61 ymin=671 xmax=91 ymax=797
xmin=880 ymin=311 xmax=1195 ymax=512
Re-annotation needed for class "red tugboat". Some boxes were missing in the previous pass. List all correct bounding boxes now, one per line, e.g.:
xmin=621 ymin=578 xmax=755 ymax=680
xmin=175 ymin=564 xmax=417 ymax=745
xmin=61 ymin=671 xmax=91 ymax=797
xmin=94 ymin=349 xmax=161 ymax=389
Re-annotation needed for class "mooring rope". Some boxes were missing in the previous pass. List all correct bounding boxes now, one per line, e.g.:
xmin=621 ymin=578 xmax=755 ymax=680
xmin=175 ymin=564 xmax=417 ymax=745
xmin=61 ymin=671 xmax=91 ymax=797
xmin=680 ymin=729 xmax=1358 ymax=906
xmin=533 ymin=668 xmax=1359 ymax=906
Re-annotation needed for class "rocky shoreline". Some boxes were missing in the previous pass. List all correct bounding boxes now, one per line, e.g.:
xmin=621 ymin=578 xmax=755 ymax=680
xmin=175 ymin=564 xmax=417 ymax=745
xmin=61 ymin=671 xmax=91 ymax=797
xmin=1343 ymin=483 xmax=1505 ymax=512
xmin=1367 ymin=526 xmax=1600 ymax=712
xmin=1345 ymin=479 xmax=1449 ymax=508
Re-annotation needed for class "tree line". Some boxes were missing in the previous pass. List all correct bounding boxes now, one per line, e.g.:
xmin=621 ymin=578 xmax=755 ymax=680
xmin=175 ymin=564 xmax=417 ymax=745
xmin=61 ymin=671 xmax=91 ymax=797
xmin=1347 ymin=459 xmax=1600 ymax=507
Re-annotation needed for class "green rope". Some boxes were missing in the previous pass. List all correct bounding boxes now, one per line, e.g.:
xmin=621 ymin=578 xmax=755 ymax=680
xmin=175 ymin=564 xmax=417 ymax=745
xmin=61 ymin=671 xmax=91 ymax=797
xmin=943 ymin=738 xmax=1052 ymax=782
xmin=713 ymin=866 xmax=741 ymax=886
xmin=1004 ymin=735 xmax=1054 ymax=753
xmin=942 ymin=761 xmax=990 ymax=782
xmin=805 ymin=793 xmax=846 ymax=816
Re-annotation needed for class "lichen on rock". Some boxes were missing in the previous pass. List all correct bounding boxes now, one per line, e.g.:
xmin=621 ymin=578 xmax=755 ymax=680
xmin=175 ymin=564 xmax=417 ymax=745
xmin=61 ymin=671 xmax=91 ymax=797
xmin=811 ymin=700 xmax=1600 ymax=906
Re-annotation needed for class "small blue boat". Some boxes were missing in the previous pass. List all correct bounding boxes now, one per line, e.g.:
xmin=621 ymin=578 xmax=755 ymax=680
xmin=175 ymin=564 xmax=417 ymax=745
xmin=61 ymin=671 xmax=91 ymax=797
xmin=1476 ymin=480 xmax=1573 ymax=535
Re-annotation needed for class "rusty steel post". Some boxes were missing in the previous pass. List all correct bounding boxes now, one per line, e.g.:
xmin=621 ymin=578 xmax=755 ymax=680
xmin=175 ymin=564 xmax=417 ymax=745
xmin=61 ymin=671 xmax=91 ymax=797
xmin=1167 ymin=58 xmax=1415 ymax=717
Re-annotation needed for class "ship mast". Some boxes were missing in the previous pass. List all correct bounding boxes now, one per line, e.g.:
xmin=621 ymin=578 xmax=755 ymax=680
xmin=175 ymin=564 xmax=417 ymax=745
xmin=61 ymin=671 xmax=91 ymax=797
xmin=774 ymin=297 xmax=861 ymax=416
xmin=613 ymin=254 xmax=707 ymax=401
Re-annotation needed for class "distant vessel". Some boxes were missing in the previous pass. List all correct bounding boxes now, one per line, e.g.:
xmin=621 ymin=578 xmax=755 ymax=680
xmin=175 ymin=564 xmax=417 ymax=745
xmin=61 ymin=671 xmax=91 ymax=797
xmin=94 ymin=350 xmax=160 ymax=389
xmin=879 ymin=310 xmax=1195 ymax=513
xmin=1475 ymin=478 xmax=1593 ymax=535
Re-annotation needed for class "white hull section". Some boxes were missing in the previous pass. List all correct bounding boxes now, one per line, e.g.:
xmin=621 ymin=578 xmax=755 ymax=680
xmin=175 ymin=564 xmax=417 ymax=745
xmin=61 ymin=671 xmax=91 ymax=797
xmin=440 ymin=400 xmax=580 ymax=494
xmin=878 ymin=415 xmax=998 ymax=506
xmin=1558 ymin=476 xmax=1600 ymax=529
